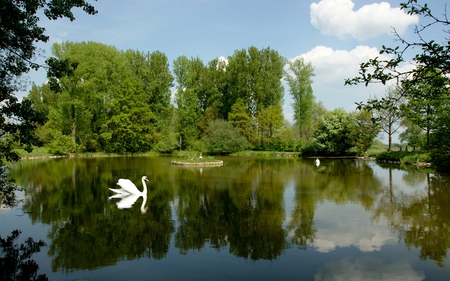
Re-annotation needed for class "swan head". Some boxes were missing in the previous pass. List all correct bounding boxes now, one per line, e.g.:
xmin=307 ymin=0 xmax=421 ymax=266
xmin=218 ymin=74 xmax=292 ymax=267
xmin=143 ymin=176 xmax=149 ymax=182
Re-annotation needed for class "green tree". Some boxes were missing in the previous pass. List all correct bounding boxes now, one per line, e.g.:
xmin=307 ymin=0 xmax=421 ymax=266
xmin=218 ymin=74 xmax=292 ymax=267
xmin=227 ymin=46 xmax=285 ymax=119
xmin=399 ymin=119 xmax=425 ymax=151
xmin=46 ymin=42 xmax=94 ymax=152
xmin=400 ymin=69 xmax=449 ymax=149
xmin=365 ymin=86 xmax=404 ymax=151
xmin=345 ymin=1 xmax=450 ymax=87
xmin=256 ymin=105 xmax=285 ymax=150
xmin=228 ymin=98 xmax=255 ymax=147
xmin=203 ymin=119 xmax=247 ymax=154
xmin=101 ymin=79 xmax=155 ymax=153
xmin=173 ymin=56 xmax=202 ymax=149
xmin=0 ymin=0 xmax=96 ymax=161
xmin=345 ymin=0 xmax=450 ymax=168
xmin=284 ymin=58 xmax=315 ymax=140
xmin=312 ymin=108 xmax=355 ymax=155
xmin=352 ymin=109 xmax=380 ymax=155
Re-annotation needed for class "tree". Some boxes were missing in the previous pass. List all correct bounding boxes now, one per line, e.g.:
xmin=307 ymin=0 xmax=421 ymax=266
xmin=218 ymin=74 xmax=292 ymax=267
xmin=256 ymin=105 xmax=285 ymax=150
xmin=351 ymin=109 xmax=380 ymax=155
xmin=399 ymin=119 xmax=425 ymax=151
xmin=345 ymin=1 xmax=450 ymax=87
xmin=369 ymin=86 xmax=405 ymax=151
xmin=101 ymin=79 xmax=155 ymax=153
xmin=228 ymin=98 xmax=255 ymax=147
xmin=203 ymin=119 xmax=247 ymax=154
xmin=312 ymin=108 xmax=355 ymax=155
xmin=173 ymin=56 xmax=202 ymax=150
xmin=0 ymin=0 xmax=97 ymax=160
xmin=284 ymin=58 xmax=315 ymax=140
xmin=227 ymin=46 xmax=285 ymax=119
xmin=400 ymin=69 xmax=449 ymax=149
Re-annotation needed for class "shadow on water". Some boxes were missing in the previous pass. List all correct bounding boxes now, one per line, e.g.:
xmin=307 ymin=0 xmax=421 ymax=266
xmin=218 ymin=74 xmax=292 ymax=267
xmin=0 ymin=230 xmax=48 ymax=281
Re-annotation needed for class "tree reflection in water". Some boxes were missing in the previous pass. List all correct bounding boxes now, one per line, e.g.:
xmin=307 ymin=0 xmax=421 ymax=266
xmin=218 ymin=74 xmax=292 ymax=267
xmin=0 ymin=230 xmax=48 ymax=281
xmin=0 ymin=163 xmax=23 ymax=208
xmin=373 ymin=167 xmax=450 ymax=267
xmin=6 ymin=157 xmax=450 ymax=275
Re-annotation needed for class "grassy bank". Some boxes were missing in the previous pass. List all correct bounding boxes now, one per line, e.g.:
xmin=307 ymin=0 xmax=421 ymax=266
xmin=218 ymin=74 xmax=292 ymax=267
xmin=376 ymin=151 xmax=431 ymax=165
xmin=233 ymin=151 xmax=298 ymax=157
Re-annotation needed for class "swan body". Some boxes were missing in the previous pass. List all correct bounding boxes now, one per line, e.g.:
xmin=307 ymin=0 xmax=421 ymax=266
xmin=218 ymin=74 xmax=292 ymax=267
xmin=315 ymin=158 xmax=320 ymax=167
xmin=109 ymin=176 xmax=149 ymax=196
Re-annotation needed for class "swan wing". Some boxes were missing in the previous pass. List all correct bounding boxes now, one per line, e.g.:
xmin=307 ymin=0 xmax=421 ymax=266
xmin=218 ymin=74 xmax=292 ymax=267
xmin=117 ymin=178 xmax=140 ymax=194
xmin=109 ymin=187 xmax=130 ymax=195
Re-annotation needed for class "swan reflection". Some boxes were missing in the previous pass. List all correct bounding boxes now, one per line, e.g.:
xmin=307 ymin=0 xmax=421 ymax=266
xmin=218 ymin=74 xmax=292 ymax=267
xmin=109 ymin=193 xmax=148 ymax=214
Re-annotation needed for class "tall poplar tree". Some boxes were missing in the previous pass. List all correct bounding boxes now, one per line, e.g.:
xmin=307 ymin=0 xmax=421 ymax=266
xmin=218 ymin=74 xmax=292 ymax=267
xmin=227 ymin=46 xmax=285 ymax=119
xmin=284 ymin=58 xmax=315 ymax=140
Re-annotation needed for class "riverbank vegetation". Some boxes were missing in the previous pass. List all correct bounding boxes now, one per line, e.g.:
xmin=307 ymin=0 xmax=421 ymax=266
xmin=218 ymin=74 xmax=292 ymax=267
xmin=18 ymin=34 xmax=448 ymax=172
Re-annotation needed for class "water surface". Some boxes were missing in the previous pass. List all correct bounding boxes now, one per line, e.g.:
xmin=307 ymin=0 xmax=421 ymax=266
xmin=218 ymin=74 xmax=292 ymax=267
xmin=1 ymin=156 xmax=450 ymax=280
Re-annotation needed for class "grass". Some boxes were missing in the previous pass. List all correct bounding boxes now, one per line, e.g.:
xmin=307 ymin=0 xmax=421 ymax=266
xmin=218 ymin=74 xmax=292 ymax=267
xmin=15 ymin=147 xmax=52 ymax=158
xmin=377 ymin=151 xmax=431 ymax=164
xmin=233 ymin=151 xmax=298 ymax=157
xmin=14 ymin=146 xmax=161 ymax=159
xmin=172 ymin=156 xmax=220 ymax=163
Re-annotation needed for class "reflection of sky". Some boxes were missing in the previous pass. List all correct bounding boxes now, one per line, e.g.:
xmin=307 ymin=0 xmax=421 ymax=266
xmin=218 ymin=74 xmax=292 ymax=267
xmin=310 ymin=202 xmax=397 ymax=253
xmin=369 ymin=162 xmax=429 ymax=193
xmin=283 ymin=162 xmax=432 ymax=255
xmin=315 ymin=257 xmax=425 ymax=281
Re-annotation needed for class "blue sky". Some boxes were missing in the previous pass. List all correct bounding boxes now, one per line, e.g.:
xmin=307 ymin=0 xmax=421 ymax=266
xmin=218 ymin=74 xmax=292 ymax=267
xmin=26 ymin=0 xmax=446 ymax=123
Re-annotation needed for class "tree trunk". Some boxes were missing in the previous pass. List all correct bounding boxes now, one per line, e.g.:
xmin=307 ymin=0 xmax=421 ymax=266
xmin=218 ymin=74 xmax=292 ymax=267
xmin=71 ymin=103 xmax=77 ymax=152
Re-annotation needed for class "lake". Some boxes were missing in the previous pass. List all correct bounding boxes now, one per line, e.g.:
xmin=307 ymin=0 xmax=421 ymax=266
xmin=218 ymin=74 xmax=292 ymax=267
xmin=1 ymin=156 xmax=450 ymax=280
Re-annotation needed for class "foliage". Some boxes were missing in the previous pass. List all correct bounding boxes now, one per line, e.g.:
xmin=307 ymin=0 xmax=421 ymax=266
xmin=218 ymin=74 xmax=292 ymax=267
xmin=284 ymin=57 xmax=315 ymax=139
xmin=0 ymin=0 xmax=97 ymax=162
xmin=255 ymin=105 xmax=285 ymax=151
xmin=227 ymin=46 xmax=286 ymax=119
xmin=228 ymin=98 xmax=255 ymax=147
xmin=376 ymin=151 xmax=430 ymax=164
xmin=430 ymin=110 xmax=450 ymax=172
xmin=0 ymin=230 xmax=48 ymax=281
xmin=399 ymin=119 xmax=425 ymax=151
xmin=345 ymin=0 xmax=450 ymax=168
xmin=361 ymin=86 xmax=404 ymax=151
xmin=351 ymin=109 xmax=380 ymax=156
xmin=202 ymin=119 xmax=247 ymax=154
xmin=400 ymin=70 xmax=449 ymax=149
xmin=173 ymin=56 xmax=203 ymax=150
xmin=345 ymin=1 xmax=450 ymax=86
xmin=0 ymin=164 xmax=22 ymax=208
xmin=311 ymin=108 xmax=356 ymax=156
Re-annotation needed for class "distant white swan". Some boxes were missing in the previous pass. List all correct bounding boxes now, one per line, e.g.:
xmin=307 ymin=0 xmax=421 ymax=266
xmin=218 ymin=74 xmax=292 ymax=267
xmin=109 ymin=176 xmax=149 ymax=196
xmin=315 ymin=158 xmax=320 ymax=167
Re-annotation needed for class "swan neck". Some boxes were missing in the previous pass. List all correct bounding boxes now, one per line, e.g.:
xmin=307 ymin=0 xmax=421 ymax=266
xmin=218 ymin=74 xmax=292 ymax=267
xmin=141 ymin=177 xmax=147 ymax=194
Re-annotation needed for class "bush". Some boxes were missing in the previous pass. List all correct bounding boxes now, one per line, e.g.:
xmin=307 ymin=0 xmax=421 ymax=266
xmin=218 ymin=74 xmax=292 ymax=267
xmin=203 ymin=119 xmax=248 ymax=154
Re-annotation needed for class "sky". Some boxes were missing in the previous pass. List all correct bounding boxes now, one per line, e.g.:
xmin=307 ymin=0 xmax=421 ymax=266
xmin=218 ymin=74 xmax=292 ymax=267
xmin=25 ymin=0 xmax=447 ymax=123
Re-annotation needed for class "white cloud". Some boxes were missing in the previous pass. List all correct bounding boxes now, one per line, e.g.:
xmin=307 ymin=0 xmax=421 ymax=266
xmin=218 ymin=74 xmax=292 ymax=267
xmin=309 ymin=202 xmax=397 ymax=253
xmin=315 ymin=258 xmax=425 ymax=281
xmin=310 ymin=0 xmax=419 ymax=40
xmin=286 ymin=45 xmax=392 ymax=111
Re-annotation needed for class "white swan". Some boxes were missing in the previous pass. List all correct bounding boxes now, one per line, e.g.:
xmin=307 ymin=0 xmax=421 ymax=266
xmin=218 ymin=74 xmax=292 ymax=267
xmin=315 ymin=158 xmax=320 ymax=167
xmin=109 ymin=176 xmax=149 ymax=196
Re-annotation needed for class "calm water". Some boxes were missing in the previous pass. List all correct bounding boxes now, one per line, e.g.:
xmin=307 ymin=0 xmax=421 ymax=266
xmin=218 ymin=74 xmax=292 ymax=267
xmin=2 ymin=156 xmax=450 ymax=280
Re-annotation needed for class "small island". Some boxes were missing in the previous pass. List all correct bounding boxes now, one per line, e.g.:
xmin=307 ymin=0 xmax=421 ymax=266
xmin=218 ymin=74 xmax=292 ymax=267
xmin=171 ymin=154 xmax=223 ymax=166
